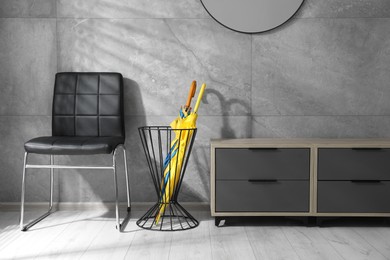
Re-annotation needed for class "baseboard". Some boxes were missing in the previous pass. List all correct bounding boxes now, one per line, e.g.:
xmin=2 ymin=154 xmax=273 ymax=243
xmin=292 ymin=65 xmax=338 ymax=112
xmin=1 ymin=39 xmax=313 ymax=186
xmin=0 ymin=202 xmax=210 ymax=212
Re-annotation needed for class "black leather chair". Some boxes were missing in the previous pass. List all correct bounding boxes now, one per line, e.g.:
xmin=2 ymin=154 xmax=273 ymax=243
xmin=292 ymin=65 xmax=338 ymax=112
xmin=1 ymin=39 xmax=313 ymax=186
xmin=20 ymin=72 xmax=131 ymax=232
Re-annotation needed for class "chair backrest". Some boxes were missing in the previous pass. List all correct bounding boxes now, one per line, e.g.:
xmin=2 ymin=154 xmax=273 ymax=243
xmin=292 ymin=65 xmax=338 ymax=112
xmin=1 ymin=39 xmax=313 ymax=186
xmin=52 ymin=72 xmax=125 ymax=137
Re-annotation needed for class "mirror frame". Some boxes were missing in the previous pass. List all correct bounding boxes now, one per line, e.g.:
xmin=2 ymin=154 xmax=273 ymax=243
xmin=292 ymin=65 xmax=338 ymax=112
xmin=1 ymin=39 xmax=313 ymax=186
xmin=200 ymin=0 xmax=305 ymax=34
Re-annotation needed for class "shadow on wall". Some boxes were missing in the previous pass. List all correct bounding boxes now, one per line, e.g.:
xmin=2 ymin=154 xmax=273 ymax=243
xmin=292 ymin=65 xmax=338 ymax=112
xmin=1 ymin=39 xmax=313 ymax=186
xmin=204 ymin=88 xmax=252 ymax=138
xmin=123 ymin=77 xmax=145 ymax=116
xmin=178 ymin=88 xmax=253 ymax=202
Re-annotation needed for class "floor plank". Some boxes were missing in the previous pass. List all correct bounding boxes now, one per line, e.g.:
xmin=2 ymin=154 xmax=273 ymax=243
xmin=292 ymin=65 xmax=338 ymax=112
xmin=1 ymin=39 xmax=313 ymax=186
xmin=245 ymin=225 xmax=300 ymax=260
xmin=281 ymin=226 xmax=344 ymax=260
xmin=318 ymin=227 xmax=388 ymax=260
xmin=353 ymin=227 xmax=390 ymax=260
xmin=0 ymin=211 xmax=23 ymax=254
xmin=0 ymin=210 xmax=54 ymax=258
xmin=210 ymin=223 xmax=256 ymax=260
xmin=80 ymin=210 xmax=139 ymax=260
xmin=0 ymin=212 xmax=18 ymax=231
xmin=33 ymin=210 xmax=108 ymax=259
xmin=124 ymin=227 xmax=172 ymax=259
xmin=168 ymin=211 xmax=213 ymax=260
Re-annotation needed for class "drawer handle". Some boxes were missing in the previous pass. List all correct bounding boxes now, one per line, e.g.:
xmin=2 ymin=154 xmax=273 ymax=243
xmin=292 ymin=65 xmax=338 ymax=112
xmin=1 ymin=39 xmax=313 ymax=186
xmin=248 ymin=148 xmax=278 ymax=151
xmin=351 ymin=148 xmax=383 ymax=151
xmin=350 ymin=180 xmax=382 ymax=183
xmin=248 ymin=179 xmax=278 ymax=183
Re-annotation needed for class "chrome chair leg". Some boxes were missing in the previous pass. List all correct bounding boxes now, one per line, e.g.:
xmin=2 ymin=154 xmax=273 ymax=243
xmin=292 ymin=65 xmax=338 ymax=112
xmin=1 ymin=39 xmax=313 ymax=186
xmin=20 ymin=152 xmax=28 ymax=230
xmin=20 ymin=154 xmax=55 ymax=231
xmin=49 ymin=155 xmax=54 ymax=210
xmin=113 ymin=149 xmax=120 ymax=230
xmin=122 ymin=146 xmax=131 ymax=212
xmin=112 ymin=145 xmax=132 ymax=232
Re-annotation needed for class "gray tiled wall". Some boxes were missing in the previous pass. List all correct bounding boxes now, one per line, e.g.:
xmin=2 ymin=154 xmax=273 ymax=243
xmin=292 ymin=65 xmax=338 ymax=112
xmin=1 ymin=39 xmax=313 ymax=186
xmin=1 ymin=0 xmax=390 ymax=203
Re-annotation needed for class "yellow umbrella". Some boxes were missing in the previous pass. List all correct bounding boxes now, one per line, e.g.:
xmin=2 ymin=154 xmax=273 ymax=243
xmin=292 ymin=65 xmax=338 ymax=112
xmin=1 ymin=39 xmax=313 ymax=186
xmin=155 ymin=83 xmax=206 ymax=224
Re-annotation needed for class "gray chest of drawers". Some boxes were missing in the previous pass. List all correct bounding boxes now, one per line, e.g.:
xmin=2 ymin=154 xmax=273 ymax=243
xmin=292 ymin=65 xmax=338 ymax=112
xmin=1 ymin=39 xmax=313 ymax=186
xmin=211 ymin=139 xmax=390 ymax=225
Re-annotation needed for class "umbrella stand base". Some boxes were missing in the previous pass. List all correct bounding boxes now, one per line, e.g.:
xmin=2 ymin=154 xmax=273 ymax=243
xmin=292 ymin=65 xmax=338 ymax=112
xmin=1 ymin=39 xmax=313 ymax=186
xmin=136 ymin=201 xmax=199 ymax=231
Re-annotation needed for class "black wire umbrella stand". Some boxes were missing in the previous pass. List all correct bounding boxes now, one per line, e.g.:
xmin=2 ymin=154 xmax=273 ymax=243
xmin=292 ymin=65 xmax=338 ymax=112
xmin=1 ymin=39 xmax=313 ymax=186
xmin=137 ymin=126 xmax=199 ymax=231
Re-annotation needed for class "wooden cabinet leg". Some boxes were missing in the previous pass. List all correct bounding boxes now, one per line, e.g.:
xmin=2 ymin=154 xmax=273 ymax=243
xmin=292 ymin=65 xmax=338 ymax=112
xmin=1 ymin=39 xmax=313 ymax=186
xmin=215 ymin=217 xmax=223 ymax=227
xmin=316 ymin=217 xmax=324 ymax=227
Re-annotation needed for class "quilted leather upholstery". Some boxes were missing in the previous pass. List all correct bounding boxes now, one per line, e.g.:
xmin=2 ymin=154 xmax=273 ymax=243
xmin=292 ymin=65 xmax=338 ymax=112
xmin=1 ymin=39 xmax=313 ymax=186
xmin=24 ymin=72 xmax=125 ymax=155
xmin=24 ymin=136 xmax=125 ymax=155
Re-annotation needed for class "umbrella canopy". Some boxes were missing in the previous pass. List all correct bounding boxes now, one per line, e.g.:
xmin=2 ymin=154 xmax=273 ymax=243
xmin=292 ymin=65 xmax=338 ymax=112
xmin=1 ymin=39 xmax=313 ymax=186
xmin=155 ymin=83 xmax=206 ymax=224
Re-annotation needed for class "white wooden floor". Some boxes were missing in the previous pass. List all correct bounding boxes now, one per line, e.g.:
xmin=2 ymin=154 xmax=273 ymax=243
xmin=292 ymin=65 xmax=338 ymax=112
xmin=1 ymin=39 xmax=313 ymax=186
xmin=1 ymin=206 xmax=390 ymax=260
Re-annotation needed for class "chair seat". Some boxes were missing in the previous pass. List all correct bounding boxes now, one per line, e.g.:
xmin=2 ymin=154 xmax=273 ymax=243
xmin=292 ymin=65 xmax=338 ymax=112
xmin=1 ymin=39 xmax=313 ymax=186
xmin=24 ymin=136 xmax=125 ymax=155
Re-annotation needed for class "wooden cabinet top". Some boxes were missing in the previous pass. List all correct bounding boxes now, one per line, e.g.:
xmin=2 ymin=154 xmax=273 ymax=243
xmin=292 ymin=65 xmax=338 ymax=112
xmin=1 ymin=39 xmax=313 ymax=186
xmin=211 ymin=138 xmax=390 ymax=148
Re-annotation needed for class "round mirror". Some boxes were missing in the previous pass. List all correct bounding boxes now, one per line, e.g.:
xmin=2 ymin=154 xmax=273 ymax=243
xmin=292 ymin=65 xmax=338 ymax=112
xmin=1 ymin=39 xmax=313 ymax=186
xmin=200 ymin=0 xmax=304 ymax=34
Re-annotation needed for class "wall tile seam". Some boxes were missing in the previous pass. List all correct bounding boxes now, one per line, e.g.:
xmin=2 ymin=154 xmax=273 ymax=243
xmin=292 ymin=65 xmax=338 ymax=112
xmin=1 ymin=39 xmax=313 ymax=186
xmin=119 ymin=115 xmax=390 ymax=117
xmin=54 ymin=17 xmax=214 ymax=20
xmin=53 ymin=17 xmax=390 ymax=20
xmin=295 ymin=16 xmax=390 ymax=19
xmin=56 ymin=20 xmax=59 ymax=73
xmin=3 ymin=17 xmax=390 ymax=20
xmin=0 ymin=115 xmax=51 ymax=117
xmin=250 ymin=34 xmax=253 ymax=116
xmin=0 ymin=17 xmax=57 ymax=20
xmin=56 ymin=0 xmax=59 ymax=74
xmin=251 ymin=115 xmax=390 ymax=117
xmin=137 ymin=115 xmax=388 ymax=117
xmin=2 ymin=115 xmax=390 ymax=117
xmin=0 ymin=15 xmax=56 ymax=19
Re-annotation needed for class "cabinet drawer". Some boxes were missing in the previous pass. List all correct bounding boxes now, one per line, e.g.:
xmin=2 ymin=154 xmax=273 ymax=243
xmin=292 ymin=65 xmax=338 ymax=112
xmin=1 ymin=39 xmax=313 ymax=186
xmin=215 ymin=148 xmax=310 ymax=180
xmin=317 ymin=181 xmax=390 ymax=213
xmin=216 ymin=180 xmax=309 ymax=212
xmin=318 ymin=148 xmax=390 ymax=180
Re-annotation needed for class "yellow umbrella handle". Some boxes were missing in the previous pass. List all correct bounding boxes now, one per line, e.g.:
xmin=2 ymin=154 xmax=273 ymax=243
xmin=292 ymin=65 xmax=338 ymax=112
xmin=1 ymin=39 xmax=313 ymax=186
xmin=193 ymin=83 xmax=206 ymax=114
xmin=185 ymin=81 xmax=197 ymax=110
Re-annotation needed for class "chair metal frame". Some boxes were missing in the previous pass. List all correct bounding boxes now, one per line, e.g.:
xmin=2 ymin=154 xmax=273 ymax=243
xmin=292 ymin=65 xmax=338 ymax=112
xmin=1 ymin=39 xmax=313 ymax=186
xmin=20 ymin=144 xmax=131 ymax=232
